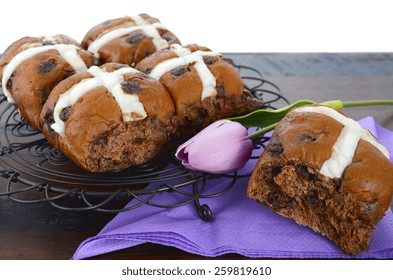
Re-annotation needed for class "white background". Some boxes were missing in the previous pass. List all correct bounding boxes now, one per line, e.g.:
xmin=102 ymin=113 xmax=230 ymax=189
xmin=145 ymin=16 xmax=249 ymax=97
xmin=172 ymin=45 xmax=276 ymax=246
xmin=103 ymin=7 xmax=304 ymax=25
xmin=0 ymin=0 xmax=392 ymax=53
xmin=0 ymin=260 xmax=392 ymax=279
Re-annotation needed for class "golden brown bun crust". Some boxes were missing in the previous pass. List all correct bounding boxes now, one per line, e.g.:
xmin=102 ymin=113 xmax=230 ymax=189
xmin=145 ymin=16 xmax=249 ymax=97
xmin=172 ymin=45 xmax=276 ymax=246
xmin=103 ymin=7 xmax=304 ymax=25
xmin=136 ymin=44 xmax=263 ymax=138
xmin=81 ymin=14 xmax=180 ymax=66
xmin=0 ymin=35 xmax=82 ymax=80
xmin=0 ymin=35 xmax=95 ymax=130
xmin=40 ymin=63 xmax=176 ymax=172
xmin=248 ymin=106 xmax=393 ymax=255
xmin=81 ymin=14 xmax=159 ymax=48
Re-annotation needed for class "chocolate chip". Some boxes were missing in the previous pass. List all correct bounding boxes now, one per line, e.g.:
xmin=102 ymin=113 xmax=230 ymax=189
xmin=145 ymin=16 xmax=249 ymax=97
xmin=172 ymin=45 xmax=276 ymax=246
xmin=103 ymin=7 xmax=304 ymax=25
xmin=215 ymin=83 xmax=226 ymax=97
xmin=42 ymin=40 xmax=55 ymax=46
xmin=6 ymin=74 xmax=13 ymax=91
xmin=271 ymin=165 xmax=282 ymax=177
xmin=121 ymin=81 xmax=142 ymax=94
xmin=65 ymin=70 xmax=76 ymax=78
xmin=161 ymin=34 xmax=174 ymax=43
xmin=331 ymin=178 xmax=342 ymax=191
xmin=94 ymin=135 xmax=106 ymax=145
xmin=132 ymin=137 xmax=144 ymax=145
xmin=295 ymin=164 xmax=315 ymax=180
xmin=362 ymin=202 xmax=378 ymax=215
xmin=59 ymin=106 xmax=71 ymax=122
xmin=144 ymin=50 xmax=152 ymax=57
xmin=43 ymin=109 xmax=55 ymax=135
xmin=171 ymin=66 xmax=186 ymax=77
xmin=39 ymin=59 xmax=57 ymax=74
xmin=303 ymin=190 xmax=320 ymax=209
xmin=39 ymin=88 xmax=50 ymax=104
xmin=267 ymin=190 xmax=281 ymax=208
xmin=203 ymin=56 xmax=217 ymax=65
xmin=265 ymin=176 xmax=297 ymax=209
xmin=266 ymin=139 xmax=283 ymax=157
xmin=125 ymin=32 xmax=146 ymax=44
xmin=43 ymin=109 xmax=54 ymax=125
xmin=102 ymin=19 xmax=112 ymax=25
xmin=266 ymin=180 xmax=284 ymax=209
xmin=302 ymin=135 xmax=317 ymax=142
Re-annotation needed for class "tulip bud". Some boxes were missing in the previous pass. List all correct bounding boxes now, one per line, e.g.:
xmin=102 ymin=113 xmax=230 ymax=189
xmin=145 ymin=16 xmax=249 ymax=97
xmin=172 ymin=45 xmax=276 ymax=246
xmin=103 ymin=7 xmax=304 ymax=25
xmin=175 ymin=120 xmax=253 ymax=174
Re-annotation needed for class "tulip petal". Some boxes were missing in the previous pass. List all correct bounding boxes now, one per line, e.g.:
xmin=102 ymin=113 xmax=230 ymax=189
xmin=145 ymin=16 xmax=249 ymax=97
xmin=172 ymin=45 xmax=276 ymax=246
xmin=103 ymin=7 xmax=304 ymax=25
xmin=184 ymin=121 xmax=253 ymax=174
xmin=175 ymin=120 xmax=230 ymax=158
xmin=177 ymin=144 xmax=198 ymax=171
xmin=175 ymin=120 xmax=231 ymax=162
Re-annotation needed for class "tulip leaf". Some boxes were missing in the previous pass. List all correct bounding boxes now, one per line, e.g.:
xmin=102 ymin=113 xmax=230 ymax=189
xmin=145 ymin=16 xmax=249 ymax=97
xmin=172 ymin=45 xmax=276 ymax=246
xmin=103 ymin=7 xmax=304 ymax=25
xmin=227 ymin=99 xmax=317 ymax=128
xmin=228 ymin=98 xmax=393 ymax=130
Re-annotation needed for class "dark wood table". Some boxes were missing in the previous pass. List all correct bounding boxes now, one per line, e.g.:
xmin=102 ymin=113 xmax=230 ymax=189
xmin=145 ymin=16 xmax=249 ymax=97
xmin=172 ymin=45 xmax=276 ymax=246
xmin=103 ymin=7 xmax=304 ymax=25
xmin=1 ymin=53 xmax=393 ymax=259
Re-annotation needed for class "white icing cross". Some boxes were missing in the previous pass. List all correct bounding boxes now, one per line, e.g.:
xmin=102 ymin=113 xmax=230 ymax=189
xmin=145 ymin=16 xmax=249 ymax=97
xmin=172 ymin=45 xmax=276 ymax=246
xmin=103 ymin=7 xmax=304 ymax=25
xmin=1 ymin=44 xmax=88 ymax=103
xmin=51 ymin=66 xmax=147 ymax=137
xmin=149 ymin=44 xmax=221 ymax=101
xmin=293 ymin=106 xmax=390 ymax=178
xmin=88 ymin=15 xmax=169 ymax=60
xmin=129 ymin=15 xmax=147 ymax=26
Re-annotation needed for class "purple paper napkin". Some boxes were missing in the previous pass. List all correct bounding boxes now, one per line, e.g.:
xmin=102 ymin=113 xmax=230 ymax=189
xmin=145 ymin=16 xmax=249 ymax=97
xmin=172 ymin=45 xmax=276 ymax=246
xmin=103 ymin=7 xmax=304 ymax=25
xmin=72 ymin=117 xmax=393 ymax=259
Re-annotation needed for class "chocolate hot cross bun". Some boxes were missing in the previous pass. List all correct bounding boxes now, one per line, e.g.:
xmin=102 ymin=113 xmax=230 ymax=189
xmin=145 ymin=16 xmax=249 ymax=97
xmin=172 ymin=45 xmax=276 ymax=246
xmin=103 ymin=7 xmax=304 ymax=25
xmin=40 ymin=63 xmax=176 ymax=172
xmin=247 ymin=105 xmax=393 ymax=255
xmin=0 ymin=35 xmax=96 ymax=130
xmin=82 ymin=13 xmax=180 ymax=67
xmin=136 ymin=44 xmax=263 ymax=138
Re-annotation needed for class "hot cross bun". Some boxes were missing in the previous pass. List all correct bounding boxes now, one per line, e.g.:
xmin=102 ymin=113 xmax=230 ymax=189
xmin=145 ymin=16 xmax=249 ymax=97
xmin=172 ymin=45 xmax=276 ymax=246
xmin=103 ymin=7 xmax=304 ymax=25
xmin=40 ymin=63 xmax=176 ymax=172
xmin=82 ymin=14 xmax=180 ymax=67
xmin=0 ymin=35 xmax=96 ymax=130
xmin=136 ymin=43 xmax=263 ymax=138
xmin=247 ymin=105 xmax=393 ymax=255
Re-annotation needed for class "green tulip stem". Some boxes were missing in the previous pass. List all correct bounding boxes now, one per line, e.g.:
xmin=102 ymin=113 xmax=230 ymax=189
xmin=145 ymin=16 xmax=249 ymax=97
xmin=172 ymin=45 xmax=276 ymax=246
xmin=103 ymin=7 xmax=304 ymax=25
xmin=323 ymin=99 xmax=393 ymax=108
xmin=246 ymin=99 xmax=393 ymax=140
xmin=248 ymin=122 xmax=279 ymax=140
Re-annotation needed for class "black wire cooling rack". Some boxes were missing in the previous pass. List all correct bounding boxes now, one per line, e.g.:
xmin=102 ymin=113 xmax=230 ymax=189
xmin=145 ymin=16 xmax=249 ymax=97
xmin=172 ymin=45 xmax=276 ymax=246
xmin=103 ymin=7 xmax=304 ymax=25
xmin=0 ymin=63 xmax=288 ymax=221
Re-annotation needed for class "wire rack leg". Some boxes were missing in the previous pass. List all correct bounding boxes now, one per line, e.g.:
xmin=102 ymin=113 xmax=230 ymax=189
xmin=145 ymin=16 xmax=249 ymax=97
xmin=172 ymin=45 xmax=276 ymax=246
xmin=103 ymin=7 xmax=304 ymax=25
xmin=194 ymin=199 xmax=213 ymax=222
xmin=192 ymin=179 xmax=213 ymax=221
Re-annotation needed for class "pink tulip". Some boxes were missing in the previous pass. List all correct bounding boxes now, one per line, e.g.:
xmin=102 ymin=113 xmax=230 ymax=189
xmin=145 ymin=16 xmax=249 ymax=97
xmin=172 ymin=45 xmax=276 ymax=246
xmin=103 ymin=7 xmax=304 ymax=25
xmin=175 ymin=120 xmax=253 ymax=174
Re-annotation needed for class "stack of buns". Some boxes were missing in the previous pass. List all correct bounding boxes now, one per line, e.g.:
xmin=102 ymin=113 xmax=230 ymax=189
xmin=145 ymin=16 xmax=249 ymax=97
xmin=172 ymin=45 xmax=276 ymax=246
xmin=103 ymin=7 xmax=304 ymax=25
xmin=0 ymin=14 xmax=263 ymax=172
